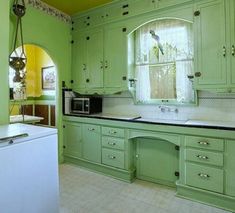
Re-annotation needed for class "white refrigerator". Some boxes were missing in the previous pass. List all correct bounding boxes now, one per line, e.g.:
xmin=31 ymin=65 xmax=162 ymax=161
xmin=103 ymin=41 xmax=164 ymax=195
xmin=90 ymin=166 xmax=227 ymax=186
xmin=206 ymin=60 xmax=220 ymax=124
xmin=0 ymin=124 xmax=59 ymax=213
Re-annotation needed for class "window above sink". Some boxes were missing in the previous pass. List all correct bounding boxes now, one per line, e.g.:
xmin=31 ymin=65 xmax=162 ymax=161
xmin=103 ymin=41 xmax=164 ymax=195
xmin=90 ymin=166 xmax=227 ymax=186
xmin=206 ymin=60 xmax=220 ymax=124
xmin=128 ymin=18 xmax=197 ymax=106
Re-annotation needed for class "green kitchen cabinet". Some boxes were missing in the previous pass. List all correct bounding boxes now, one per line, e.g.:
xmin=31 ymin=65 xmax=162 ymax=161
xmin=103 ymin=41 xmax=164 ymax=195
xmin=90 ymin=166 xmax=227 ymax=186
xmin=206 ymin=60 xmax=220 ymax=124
xmin=156 ymin=0 xmax=192 ymax=9
xmin=229 ymin=0 xmax=235 ymax=86
xmin=225 ymin=140 xmax=235 ymax=197
xmin=103 ymin=24 xmax=128 ymax=90
xmin=185 ymin=163 xmax=224 ymax=193
xmin=72 ymin=32 xmax=87 ymax=90
xmin=72 ymin=24 xmax=128 ymax=94
xmin=194 ymin=0 xmax=227 ymax=89
xmin=86 ymin=28 xmax=104 ymax=89
xmin=63 ymin=122 xmax=82 ymax=158
xmin=136 ymin=138 xmax=179 ymax=186
xmin=82 ymin=124 xmax=101 ymax=163
xmin=128 ymin=0 xmax=156 ymax=16
xmin=72 ymin=28 xmax=103 ymax=92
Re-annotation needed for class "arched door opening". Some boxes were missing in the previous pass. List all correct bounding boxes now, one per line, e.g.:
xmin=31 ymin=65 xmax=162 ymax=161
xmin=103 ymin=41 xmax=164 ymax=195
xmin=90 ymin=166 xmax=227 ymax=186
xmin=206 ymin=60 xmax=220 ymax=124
xmin=9 ymin=44 xmax=57 ymax=127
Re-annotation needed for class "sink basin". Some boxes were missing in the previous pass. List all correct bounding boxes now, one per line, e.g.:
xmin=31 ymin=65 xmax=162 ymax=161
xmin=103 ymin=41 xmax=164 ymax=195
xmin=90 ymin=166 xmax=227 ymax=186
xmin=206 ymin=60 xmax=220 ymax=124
xmin=134 ymin=117 xmax=187 ymax=125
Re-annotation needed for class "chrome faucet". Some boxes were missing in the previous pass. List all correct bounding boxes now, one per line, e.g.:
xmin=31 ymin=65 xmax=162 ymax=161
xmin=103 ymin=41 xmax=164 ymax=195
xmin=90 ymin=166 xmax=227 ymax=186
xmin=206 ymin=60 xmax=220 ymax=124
xmin=159 ymin=105 xmax=178 ymax=113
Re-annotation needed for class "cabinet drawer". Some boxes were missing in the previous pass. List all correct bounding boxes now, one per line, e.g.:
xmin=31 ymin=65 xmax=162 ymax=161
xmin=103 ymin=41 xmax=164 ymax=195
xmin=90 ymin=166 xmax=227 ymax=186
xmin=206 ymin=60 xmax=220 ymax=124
xmin=185 ymin=149 xmax=223 ymax=167
xmin=102 ymin=137 xmax=125 ymax=150
xmin=185 ymin=136 xmax=224 ymax=151
xmin=186 ymin=163 xmax=224 ymax=193
xmin=102 ymin=127 xmax=125 ymax=138
xmin=102 ymin=148 xmax=124 ymax=169
xmin=83 ymin=124 xmax=100 ymax=134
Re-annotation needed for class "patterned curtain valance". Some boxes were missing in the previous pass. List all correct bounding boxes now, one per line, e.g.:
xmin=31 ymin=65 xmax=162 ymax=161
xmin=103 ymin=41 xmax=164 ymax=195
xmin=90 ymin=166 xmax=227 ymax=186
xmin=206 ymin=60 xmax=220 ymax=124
xmin=26 ymin=0 xmax=71 ymax=23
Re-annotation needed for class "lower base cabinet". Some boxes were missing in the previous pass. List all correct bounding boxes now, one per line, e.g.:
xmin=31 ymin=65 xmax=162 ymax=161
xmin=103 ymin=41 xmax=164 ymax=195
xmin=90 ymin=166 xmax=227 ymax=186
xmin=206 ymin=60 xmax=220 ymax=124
xmin=63 ymin=118 xmax=235 ymax=212
xmin=102 ymin=148 xmax=125 ymax=169
xmin=82 ymin=124 xmax=101 ymax=163
xmin=185 ymin=163 xmax=224 ymax=193
xmin=225 ymin=140 xmax=235 ymax=197
xmin=63 ymin=122 xmax=82 ymax=158
xmin=136 ymin=138 xmax=179 ymax=186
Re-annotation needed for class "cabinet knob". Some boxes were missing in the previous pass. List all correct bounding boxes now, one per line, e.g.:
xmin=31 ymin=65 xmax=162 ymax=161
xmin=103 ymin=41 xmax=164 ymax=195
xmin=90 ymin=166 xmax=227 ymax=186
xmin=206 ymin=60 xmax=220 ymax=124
xmin=86 ymin=79 xmax=90 ymax=83
xmin=232 ymin=45 xmax=235 ymax=56
xmin=88 ymin=128 xmax=95 ymax=131
xmin=83 ymin=64 xmax=86 ymax=71
xmin=195 ymin=72 xmax=201 ymax=77
xmin=108 ymin=155 xmax=116 ymax=159
xmin=194 ymin=11 xmax=200 ymax=16
xmin=223 ymin=46 xmax=226 ymax=57
xmin=104 ymin=60 xmax=108 ymax=69
xmin=100 ymin=61 xmax=104 ymax=69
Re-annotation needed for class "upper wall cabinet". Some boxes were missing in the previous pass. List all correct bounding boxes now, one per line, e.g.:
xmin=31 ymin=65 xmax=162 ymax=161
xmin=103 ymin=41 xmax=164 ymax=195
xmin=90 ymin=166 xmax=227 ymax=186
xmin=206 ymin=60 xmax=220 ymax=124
xmin=73 ymin=0 xmax=193 ymax=31
xmin=194 ymin=0 xmax=227 ymax=90
xmin=103 ymin=24 xmax=128 ymax=91
xmin=193 ymin=0 xmax=235 ymax=92
xmin=156 ymin=0 xmax=192 ymax=9
xmin=72 ymin=24 xmax=128 ymax=94
xmin=72 ymin=28 xmax=104 ymax=92
xmin=229 ymin=0 xmax=235 ymax=86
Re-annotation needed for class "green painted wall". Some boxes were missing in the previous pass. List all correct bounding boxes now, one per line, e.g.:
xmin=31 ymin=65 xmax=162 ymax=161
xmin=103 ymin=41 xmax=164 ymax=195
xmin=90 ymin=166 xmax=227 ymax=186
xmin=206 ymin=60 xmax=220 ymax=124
xmin=9 ymin=2 xmax=72 ymax=162
xmin=0 ymin=1 xmax=10 ymax=125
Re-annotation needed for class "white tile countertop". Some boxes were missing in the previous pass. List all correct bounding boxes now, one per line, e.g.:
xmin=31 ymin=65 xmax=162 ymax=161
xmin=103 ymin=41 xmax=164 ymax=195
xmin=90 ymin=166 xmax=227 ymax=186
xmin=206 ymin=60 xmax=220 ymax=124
xmin=185 ymin=119 xmax=235 ymax=128
xmin=66 ymin=113 xmax=235 ymax=129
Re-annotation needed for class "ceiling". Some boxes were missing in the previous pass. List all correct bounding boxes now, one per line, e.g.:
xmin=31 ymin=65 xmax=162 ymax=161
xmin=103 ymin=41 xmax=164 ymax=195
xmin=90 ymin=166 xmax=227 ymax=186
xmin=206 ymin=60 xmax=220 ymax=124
xmin=41 ymin=0 xmax=113 ymax=15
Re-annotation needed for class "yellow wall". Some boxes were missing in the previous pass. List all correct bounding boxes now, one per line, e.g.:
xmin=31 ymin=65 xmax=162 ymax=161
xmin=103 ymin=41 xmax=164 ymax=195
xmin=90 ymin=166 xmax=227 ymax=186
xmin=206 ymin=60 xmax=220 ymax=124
xmin=25 ymin=44 xmax=54 ymax=97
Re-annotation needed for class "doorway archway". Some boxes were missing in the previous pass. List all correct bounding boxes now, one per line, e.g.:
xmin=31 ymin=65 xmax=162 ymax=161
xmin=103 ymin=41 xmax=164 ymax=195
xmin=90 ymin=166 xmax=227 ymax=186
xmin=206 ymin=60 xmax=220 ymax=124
xmin=9 ymin=44 xmax=58 ymax=127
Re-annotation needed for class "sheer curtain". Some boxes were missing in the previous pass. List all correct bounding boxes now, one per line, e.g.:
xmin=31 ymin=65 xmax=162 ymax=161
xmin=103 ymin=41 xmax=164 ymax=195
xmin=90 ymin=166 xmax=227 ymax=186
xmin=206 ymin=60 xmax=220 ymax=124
xmin=135 ymin=19 xmax=194 ymax=103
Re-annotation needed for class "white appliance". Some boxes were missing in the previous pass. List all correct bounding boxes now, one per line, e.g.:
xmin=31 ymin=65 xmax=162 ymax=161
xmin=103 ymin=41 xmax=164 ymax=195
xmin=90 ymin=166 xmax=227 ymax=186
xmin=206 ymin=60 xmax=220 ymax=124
xmin=0 ymin=124 xmax=59 ymax=213
xmin=63 ymin=89 xmax=75 ymax=115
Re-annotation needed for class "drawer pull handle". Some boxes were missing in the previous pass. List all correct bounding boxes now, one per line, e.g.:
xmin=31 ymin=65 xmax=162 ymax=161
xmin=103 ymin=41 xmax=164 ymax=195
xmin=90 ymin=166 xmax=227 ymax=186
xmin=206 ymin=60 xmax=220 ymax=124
xmin=198 ymin=141 xmax=210 ymax=146
xmin=109 ymin=130 xmax=117 ymax=134
xmin=197 ymin=155 xmax=209 ymax=160
xmin=198 ymin=173 xmax=210 ymax=179
xmin=108 ymin=155 xmax=116 ymax=159
xmin=88 ymin=128 xmax=95 ymax=131
xmin=108 ymin=142 xmax=116 ymax=146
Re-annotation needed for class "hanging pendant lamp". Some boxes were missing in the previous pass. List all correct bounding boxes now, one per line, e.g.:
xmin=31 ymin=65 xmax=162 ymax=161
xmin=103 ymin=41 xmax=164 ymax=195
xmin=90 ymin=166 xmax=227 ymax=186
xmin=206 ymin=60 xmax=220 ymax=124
xmin=9 ymin=0 xmax=27 ymax=83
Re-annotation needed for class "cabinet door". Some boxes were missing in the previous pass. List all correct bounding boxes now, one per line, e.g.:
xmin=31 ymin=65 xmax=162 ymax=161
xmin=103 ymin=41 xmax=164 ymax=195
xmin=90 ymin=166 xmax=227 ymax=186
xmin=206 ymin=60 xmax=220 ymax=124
xmin=157 ymin=0 xmax=191 ymax=9
xmin=225 ymin=140 xmax=235 ymax=197
xmin=63 ymin=122 xmax=82 ymax=158
xmin=136 ymin=138 xmax=179 ymax=186
xmin=82 ymin=124 xmax=101 ymax=163
xmin=194 ymin=0 xmax=227 ymax=87
xmin=72 ymin=32 xmax=87 ymax=90
xmin=229 ymin=0 xmax=235 ymax=85
xmin=104 ymin=24 xmax=128 ymax=89
xmin=86 ymin=28 xmax=104 ymax=88
xmin=129 ymin=0 xmax=155 ymax=16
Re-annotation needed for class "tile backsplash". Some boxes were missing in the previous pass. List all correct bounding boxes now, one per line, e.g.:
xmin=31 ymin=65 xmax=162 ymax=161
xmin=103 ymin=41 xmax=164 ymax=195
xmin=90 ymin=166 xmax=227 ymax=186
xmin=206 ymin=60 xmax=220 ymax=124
xmin=103 ymin=91 xmax=235 ymax=122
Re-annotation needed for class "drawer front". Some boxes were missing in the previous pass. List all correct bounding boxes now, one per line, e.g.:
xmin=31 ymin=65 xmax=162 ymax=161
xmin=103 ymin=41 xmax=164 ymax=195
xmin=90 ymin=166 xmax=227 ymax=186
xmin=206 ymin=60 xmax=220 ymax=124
xmin=185 ymin=136 xmax=224 ymax=151
xmin=83 ymin=124 xmax=101 ymax=134
xmin=186 ymin=163 xmax=224 ymax=193
xmin=102 ymin=127 xmax=125 ymax=138
xmin=102 ymin=148 xmax=124 ymax=169
xmin=185 ymin=149 xmax=224 ymax=167
xmin=102 ymin=137 xmax=125 ymax=150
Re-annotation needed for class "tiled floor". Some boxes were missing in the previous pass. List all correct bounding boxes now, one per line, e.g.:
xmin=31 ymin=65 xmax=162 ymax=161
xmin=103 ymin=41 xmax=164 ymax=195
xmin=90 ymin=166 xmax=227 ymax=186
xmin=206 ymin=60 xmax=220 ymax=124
xmin=59 ymin=164 xmax=231 ymax=213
